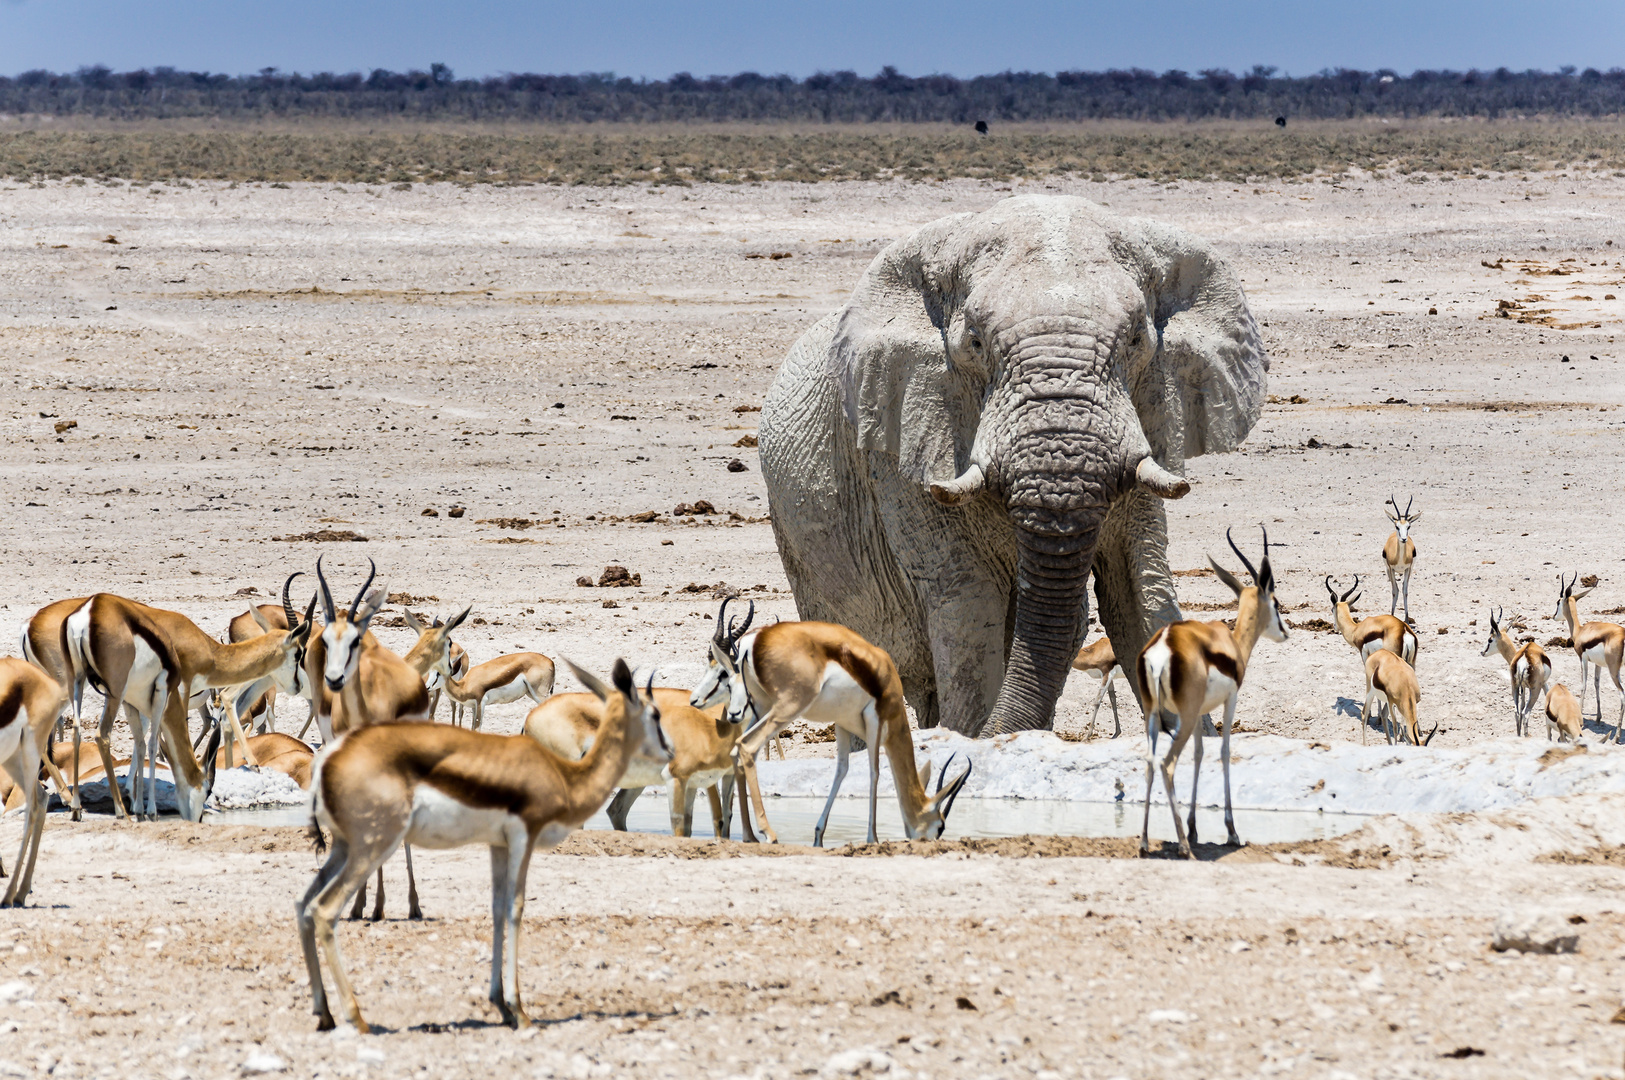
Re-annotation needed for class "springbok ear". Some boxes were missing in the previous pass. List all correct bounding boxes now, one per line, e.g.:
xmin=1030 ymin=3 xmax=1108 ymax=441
xmin=831 ymin=213 xmax=981 ymax=495
xmin=1407 ymin=511 xmax=1421 ymax=525
xmin=444 ymin=604 xmax=473 ymax=632
xmin=1573 ymin=586 xmax=1595 ymax=599
xmin=563 ymin=657 xmax=611 ymax=702
xmin=1208 ymin=556 xmax=1245 ymax=596
xmin=354 ymin=585 xmax=389 ymax=625
xmin=402 ymin=610 xmax=427 ymax=635
xmin=711 ymin=640 xmax=738 ymax=675
xmin=917 ymin=762 xmax=932 ymax=794
xmin=249 ymin=606 xmax=273 ymax=633
xmin=611 ymin=657 xmax=635 ymax=697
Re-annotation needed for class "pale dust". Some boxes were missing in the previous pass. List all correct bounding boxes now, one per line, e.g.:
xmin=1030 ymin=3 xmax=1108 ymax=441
xmin=2 ymin=173 xmax=1624 ymax=1077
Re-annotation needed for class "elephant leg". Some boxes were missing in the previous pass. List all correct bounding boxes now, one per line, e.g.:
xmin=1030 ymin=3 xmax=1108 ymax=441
xmin=1094 ymin=491 xmax=1182 ymax=709
xmin=922 ymin=588 xmax=1011 ymax=737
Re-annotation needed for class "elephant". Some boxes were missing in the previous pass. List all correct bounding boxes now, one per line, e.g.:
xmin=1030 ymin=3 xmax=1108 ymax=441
xmin=757 ymin=195 xmax=1267 ymax=737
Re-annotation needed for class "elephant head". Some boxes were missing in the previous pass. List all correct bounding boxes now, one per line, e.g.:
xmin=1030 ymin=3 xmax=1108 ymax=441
xmin=831 ymin=195 xmax=1266 ymax=735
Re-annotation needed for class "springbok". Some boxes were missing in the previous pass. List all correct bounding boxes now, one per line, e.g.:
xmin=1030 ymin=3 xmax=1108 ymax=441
xmin=0 ymin=658 xmax=69 ymax=907
xmin=1383 ymin=494 xmax=1421 ymax=622
xmin=226 ymin=589 xmax=320 ymax=734
xmin=1327 ymin=575 xmax=1418 ymax=664
xmin=20 ymin=596 xmax=86 ymax=744
xmin=311 ymin=556 xmax=447 ymax=921
xmin=691 ymin=599 xmax=970 ymax=847
xmin=429 ymin=640 xmax=469 ymax=722
xmin=1480 ymin=607 xmax=1551 ymax=737
xmin=1358 ymin=649 xmax=1432 ymax=746
xmin=525 ymin=687 xmax=739 ymax=838
xmin=215 ymin=731 xmax=316 ymax=789
xmin=436 ymin=652 xmax=556 ymax=730
xmin=296 ymin=657 xmax=670 ymax=1032
xmin=1070 ymin=636 xmax=1124 ymax=739
xmin=1136 ymin=527 xmax=1287 ymax=859
xmin=1545 ymin=683 xmax=1584 ymax=743
xmin=1553 ymin=573 xmax=1625 ymax=741
xmin=61 ymin=578 xmax=312 ymax=820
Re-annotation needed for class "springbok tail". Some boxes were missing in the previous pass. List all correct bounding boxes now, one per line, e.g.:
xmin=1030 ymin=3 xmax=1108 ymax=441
xmin=61 ymin=602 xmax=96 ymax=725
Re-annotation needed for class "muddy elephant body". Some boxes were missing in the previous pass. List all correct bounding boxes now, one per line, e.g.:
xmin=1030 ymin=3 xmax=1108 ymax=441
xmin=759 ymin=196 xmax=1267 ymax=736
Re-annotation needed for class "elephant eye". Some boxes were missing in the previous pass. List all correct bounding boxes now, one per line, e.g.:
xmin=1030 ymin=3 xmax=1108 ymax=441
xmin=969 ymin=335 xmax=983 ymax=352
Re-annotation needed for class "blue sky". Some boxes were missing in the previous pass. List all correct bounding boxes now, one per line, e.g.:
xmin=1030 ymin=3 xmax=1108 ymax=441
xmin=3 ymin=0 xmax=1623 ymax=80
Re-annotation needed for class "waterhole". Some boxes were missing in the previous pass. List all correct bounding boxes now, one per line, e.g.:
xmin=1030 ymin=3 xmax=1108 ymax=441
xmin=206 ymin=796 xmax=1364 ymax=845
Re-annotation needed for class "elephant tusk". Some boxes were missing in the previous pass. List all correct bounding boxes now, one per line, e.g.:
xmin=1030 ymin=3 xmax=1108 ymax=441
xmin=1136 ymin=458 xmax=1191 ymax=499
xmin=929 ymin=464 xmax=985 ymax=506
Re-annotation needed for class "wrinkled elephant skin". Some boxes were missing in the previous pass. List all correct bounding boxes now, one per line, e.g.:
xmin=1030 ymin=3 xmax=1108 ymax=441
xmin=759 ymin=196 xmax=1267 ymax=736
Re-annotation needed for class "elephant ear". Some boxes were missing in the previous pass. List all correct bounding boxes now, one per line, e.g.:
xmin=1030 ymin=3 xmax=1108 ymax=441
xmin=831 ymin=213 xmax=978 ymax=487
xmin=1129 ymin=219 xmax=1269 ymax=460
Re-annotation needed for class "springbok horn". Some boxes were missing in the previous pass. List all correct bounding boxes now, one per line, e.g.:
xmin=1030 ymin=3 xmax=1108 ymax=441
xmin=315 ymin=555 xmax=338 ymax=625
xmin=349 ymin=557 xmax=377 ymax=624
xmin=1405 ymin=494 xmax=1414 ymax=517
xmin=1226 ymin=527 xmax=1259 ymax=584
xmin=929 ymin=463 xmax=985 ymax=506
xmin=732 ymin=599 xmax=757 ymax=645
xmin=941 ymin=757 xmax=971 ymax=820
xmin=1325 ymin=575 xmax=1338 ymax=604
xmin=713 ymin=598 xmax=735 ymax=650
xmin=281 ymin=571 xmax=304 ymax=628
xmin=1135 ymin=458 xmax=1190 ymax=500
xmin=1342 ymin=575 xmax=1361 ymax=603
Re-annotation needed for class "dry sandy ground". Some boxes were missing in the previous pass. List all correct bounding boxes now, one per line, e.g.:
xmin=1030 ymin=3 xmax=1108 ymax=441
xmin=4 ymin=172 xmax=1625 ymax=1076
xmin=5 ymin=801 xmax=1625 ymax=1080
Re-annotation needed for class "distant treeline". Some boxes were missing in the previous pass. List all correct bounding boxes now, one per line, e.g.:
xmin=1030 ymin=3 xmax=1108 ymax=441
xmin=5 ymin=64 xmax=1625 ymax=122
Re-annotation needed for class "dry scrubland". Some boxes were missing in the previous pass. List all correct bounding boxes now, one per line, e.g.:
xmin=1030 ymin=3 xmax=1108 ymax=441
xmin=2 ymin=119 xmax=1625 ymax=185
xmin=2 ymin=132 xmax=1625 ymax=1076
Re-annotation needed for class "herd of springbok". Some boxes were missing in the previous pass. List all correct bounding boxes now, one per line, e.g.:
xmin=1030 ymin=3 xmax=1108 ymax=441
xmin=2 ymin=494 xmax=1623 ymax=1030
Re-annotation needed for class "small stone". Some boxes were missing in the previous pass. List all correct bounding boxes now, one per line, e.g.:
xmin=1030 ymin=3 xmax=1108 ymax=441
xmin=597 ymin=565 xmax=640 ymax=587
xmin=822 ymin=1048 xmax=892 ymax=1076
xmin=356 ymin=1046 xmax=385 ymax=1064
xmin=422 ymin=508 xmax=439 ymax=517
xmin=1493 ymin=910 xmax=1579 ymax=954
xmin=575 ymin=576 xmax=594 ymax=588
xmin=726 ymin=458 xmax=747 ymax=472
xmin=240 ymin=1051 xmax=286 ymax=1074
xmin=1148 ymin=1008 xmax=1195 ymax=1023
xmin=602 ymin=599 xmax=619 ymax=609
xmin=447 ymin=506 xmax=465 ymax=518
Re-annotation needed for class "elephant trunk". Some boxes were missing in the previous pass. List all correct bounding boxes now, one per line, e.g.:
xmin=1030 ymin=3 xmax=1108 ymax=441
xmin=984 ymin=525 xmax=1098 ymax=735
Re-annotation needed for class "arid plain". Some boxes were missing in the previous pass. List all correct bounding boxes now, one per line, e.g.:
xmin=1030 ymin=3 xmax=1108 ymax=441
xmin=3 ymin=171 xmax=1625 ymax=1078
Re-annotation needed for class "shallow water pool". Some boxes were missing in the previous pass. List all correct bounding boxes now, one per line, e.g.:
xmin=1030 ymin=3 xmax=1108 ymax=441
xmin=595 ymin=794 xmax=1367 ymax=846
xmin=203 ymin=797 xmax=1366 ymax=846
